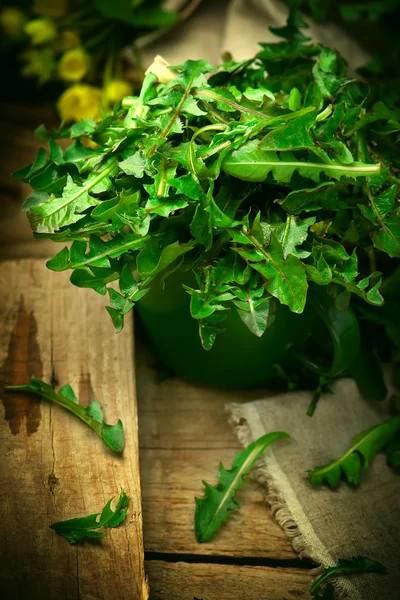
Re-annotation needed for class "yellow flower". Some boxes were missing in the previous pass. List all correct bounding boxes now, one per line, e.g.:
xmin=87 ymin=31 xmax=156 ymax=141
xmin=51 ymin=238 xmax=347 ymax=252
xmin=57 ymin=84 xmax=103 ymax=122
xmin=105 ymin=79 xmax=133 ymax=106
xmin=55 ymin=29 xmax=80 ymax=52
xmin=0 ymin=7 xmax=26 ymax=37
xmin=145 ymin=55 xmax=177 ymax=84
xmin=58 ymin=47 xmax=90 ymax=82
xmin=81 ymin=137 xmax=100 ymax=149
xmin=24 ymin=18 xmax=57 ymax=45
xmin=21 ymin=48 xmax=55 ymax=84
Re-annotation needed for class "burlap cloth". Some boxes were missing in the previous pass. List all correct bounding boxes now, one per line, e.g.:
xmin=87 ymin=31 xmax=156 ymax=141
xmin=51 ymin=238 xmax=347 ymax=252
xmin=139 ymin=2 xmax=399 ymax=598
xmin=228 ymin=379 xmax=399 ymax=599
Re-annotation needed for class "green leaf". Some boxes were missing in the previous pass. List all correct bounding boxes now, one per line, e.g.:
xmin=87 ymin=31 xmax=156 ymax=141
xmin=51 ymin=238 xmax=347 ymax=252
xmin=49 ymin=489 xmax=129 ymax=544
xmin=310 ymin=556 xmax=386 ymax=596
xmin=259 ymin=109 xmax=330 ymax=162
xmin=94 ymin=0 xmax=176 ymax=27
xmin=308 ymin=415 xmax=400 ymax=488
xmin=137 ymin=240 xmax=195 ymax=277
xmin=235 ymin=231 xmax=308 ymax=313
xmin=279 ymin=182 xmax=343 ymax=214
xmin=5 ymin=377 xmax=124 ymax=453
xmin=70 ymin=267 xmax=119 ymax=295
xmin=195 ymin=432 xmax=290 ymax=542
xmin=70 ymin=119 xmax=97 ymax=139
xmin=275 ymin=215 xmax=316 ymax=259
xmin=46 ymin=234 xmax=148 ymax=274
xmin=119 ymin=152 xmax=151 ymax=178
xmin=222 ymin=140 xmax=379 ymax=184
xmin=234 ymin=293 xmax=271 ymax=337
xmin=28 ymin=159 xmax=118 ymax=233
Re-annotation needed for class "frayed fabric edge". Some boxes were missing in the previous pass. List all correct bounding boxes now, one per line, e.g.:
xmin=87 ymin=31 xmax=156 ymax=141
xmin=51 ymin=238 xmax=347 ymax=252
xmin=227 ymin=402 xmax=360 ymax=600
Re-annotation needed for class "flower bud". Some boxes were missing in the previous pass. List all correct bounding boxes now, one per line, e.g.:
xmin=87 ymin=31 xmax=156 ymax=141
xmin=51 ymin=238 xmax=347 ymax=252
xmin=24 ymin=18 xmax=57 ymax=45
xmin=55 ymin=29 xmax=80 ymax=52
xmin=0 ymin=7 xmax=26 ymax=37
xmin=57 ymin=84 xmax=103 ymax=122
xmin=58 ymin=47 xmax=90 ymax=82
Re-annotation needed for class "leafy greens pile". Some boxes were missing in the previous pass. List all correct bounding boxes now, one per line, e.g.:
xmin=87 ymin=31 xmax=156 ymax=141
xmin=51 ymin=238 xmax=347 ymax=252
xmin=17 ymin=11 xmax=400 ymax=364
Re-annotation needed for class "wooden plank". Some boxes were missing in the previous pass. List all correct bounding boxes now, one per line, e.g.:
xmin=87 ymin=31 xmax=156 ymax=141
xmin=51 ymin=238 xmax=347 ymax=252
xmin=137 ymin=345 xmax=297 ymax=559
xmin=140 ymin=449 xmax=295 ymax=559
xmin=0 ymin=259 xmax=148 ymax=600
xmin=0 ymin=103 xmax=60 ymax=259
xmin=145 ymin=561 xmax=312 ymax=599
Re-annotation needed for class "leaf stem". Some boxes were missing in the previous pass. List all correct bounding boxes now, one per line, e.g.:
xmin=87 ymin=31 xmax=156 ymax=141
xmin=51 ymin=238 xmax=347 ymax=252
xmin=147 ymin=74 xmax=197 ymax=157
xmin=5 ymin=384 xmax=103 ymax=437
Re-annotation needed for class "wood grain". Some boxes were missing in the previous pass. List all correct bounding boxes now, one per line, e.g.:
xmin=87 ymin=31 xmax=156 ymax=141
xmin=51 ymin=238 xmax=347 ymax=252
xmin=0 ymin=103 xmax=61 ymax=259
xmin=137 ymin=347 xmax=297 ymax=559
xmin=0 ymin=260 xmax=148 ymax=600
xmin=0 ymin=103 xmax=308 ymax=599
xmin=145 ymin=561 xmax=312 ymax=599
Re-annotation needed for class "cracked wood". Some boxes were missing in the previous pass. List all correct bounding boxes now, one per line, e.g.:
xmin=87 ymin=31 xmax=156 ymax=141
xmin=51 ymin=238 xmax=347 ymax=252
xmin=0 ymin=259 xmax=147 ymax=600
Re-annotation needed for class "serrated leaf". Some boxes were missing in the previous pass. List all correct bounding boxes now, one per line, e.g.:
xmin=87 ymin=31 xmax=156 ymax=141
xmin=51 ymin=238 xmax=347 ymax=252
xmin=70 ymin=266 xmax=119 ymax=295
xmin=235 ymin=231 xmax=308 ymax=313
xmin=310 ymin=556 xmax=386 ymax=596
xmin=308 ymin=415 xmax=400 ymax=488
xmin=259 ymin=109 xmax=330 ymax=162
xmin=195 ymin=432 xmax=290 ymax=542
xmin=275 ymin=215 xmax=316 ymax=259
xmin=46 ymin=233 xmax=148 ymax=274
xmin=137 ymin=240 xmax=195 ymax=277
xmin=222 ymin=140 xmax=379 ymax=184
xmin=5 ymin=376 xmax=124 ymax=453
xmin=28 ymin=159 xmax=118 ymax=233
xmin=361 ymin=183 xmax=400 ymax=258
xmin=50 ymin=489 xmax=129 ymax=545
xmin=119 ymin=152 xmax=151 ymax=178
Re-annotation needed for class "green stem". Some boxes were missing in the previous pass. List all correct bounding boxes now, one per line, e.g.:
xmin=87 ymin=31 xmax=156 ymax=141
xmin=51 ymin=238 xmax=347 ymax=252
xmin=281 ymin=215 xmax=291 ymax=252
xmin=63 ymin=236 xmax=149 ymax=271
xmin=147 ymin=73 xmax=198 ymax=158
xmin=189 ymin=124 xmax=227 ymax=181
xmin=241 ymin=227 xmax=288 ymax=283
xmin=307 ymin=386 xmax=323 ymax=417
xmin=5 ymin=384 xmax=102 ymax=437
xmin=122 ymin=97 xmax=137 ymax=108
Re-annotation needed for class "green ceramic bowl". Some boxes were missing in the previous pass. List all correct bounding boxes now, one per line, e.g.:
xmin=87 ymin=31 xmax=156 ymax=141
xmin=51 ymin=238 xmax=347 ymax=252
xmin=136 ymin=271 xmax=361 ymax=389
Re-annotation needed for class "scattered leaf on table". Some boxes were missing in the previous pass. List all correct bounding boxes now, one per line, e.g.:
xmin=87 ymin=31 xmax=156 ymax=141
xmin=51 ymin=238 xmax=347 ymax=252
xmin=195 ymin=432 xmax=290 ymax=542
xmin=50 ymin=489 xmax=129 ymax=544
xmin=5 ymin=376 xmax=124 ymax=453
xmin=308 ymin=415 xmax=400 ymax=488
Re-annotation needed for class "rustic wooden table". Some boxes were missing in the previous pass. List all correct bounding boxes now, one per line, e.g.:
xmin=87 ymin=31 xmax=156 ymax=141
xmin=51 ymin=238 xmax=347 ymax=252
xmin=0 ymin=104 xmax=313 ymax=599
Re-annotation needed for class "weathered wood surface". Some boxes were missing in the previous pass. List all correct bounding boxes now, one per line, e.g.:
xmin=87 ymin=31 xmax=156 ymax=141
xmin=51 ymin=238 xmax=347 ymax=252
xmin=0 ymin=260 xmax=148 ymax=600
xmin=145 ymin=561 xmax=311 ymax=600
xmin=0 ymin=103 xmax=313 ymax=599
xmin=136 ymin=359 xmax=296 ymax=559
xmin=0 ymin=103 xmax=58 ymax=259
